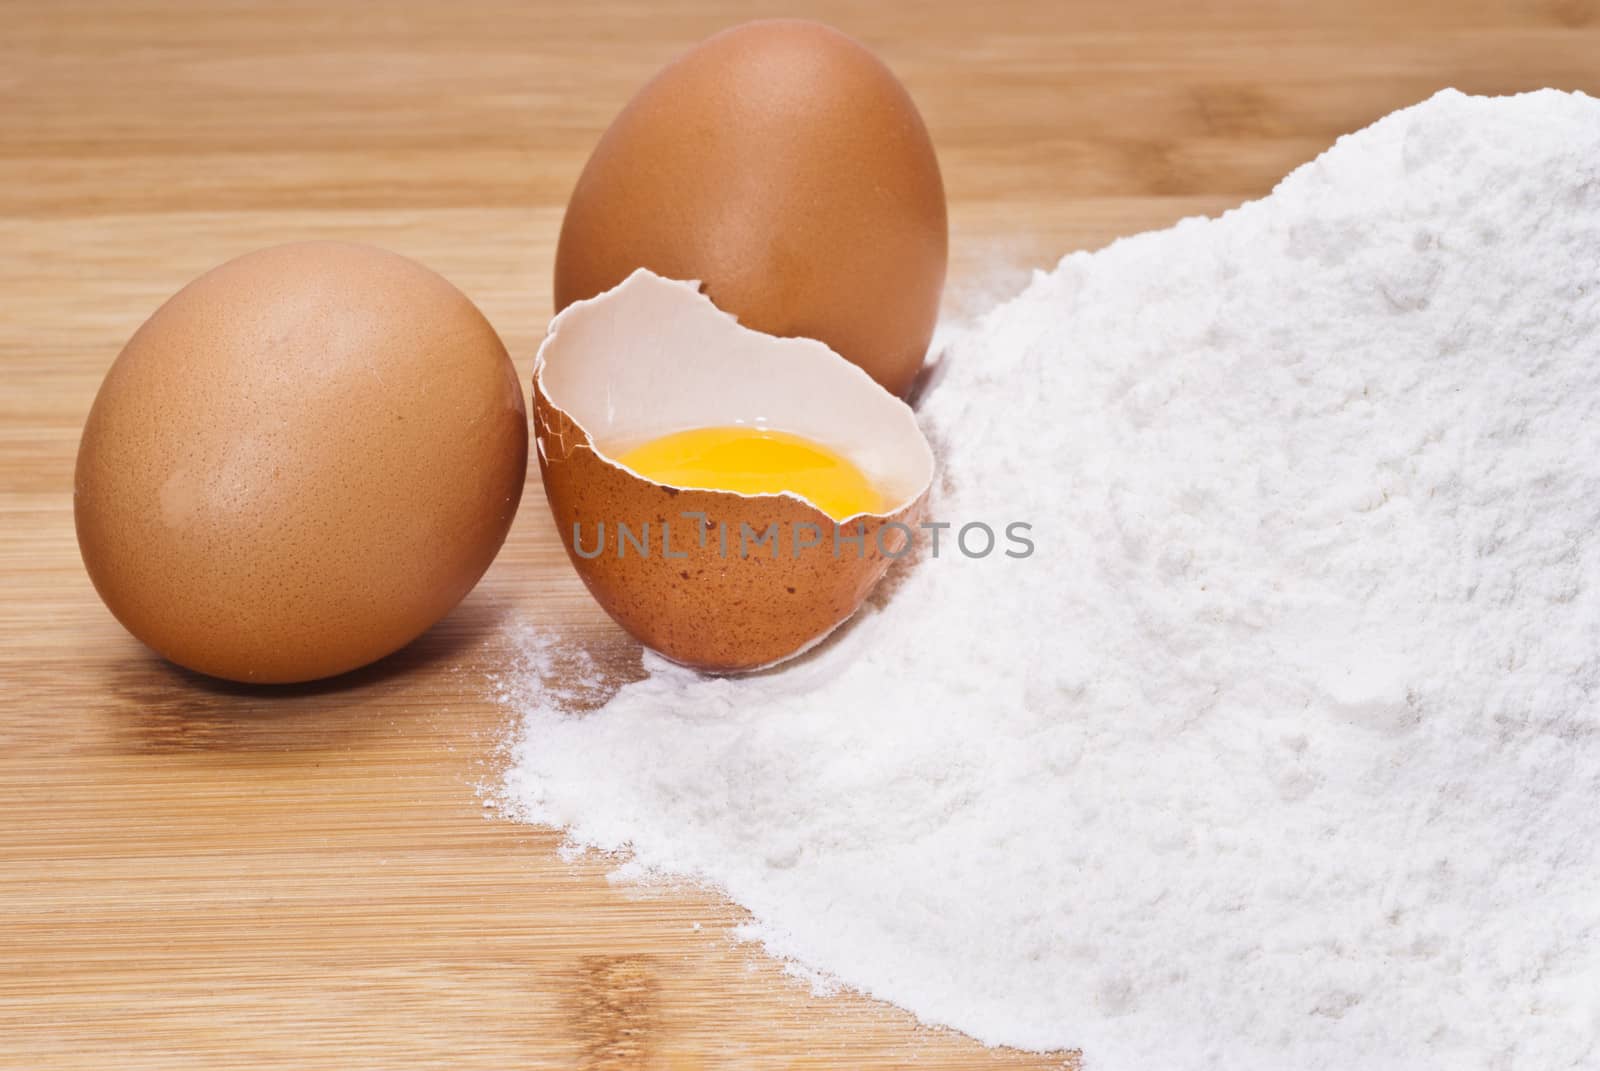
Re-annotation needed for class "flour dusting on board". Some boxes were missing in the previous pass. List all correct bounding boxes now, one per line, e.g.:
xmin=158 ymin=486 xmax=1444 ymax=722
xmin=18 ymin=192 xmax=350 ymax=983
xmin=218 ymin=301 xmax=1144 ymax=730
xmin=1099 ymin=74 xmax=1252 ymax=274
xmin=498 ymin=91 xmax=1600 ymax=1069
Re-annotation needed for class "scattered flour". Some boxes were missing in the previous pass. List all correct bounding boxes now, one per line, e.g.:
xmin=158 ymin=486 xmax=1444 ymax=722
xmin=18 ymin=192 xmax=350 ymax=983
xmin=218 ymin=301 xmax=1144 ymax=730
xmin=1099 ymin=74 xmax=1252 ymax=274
xmin=499 ymin=90 xmax=1600 ymax=1069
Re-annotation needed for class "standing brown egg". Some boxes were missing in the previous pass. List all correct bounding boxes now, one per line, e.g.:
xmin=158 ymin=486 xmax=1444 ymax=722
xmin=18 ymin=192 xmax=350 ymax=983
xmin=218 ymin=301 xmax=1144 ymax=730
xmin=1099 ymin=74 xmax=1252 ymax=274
xmin=75 ymin=242 xmax=528 ymax=684
xmin=553 ymin=19 xmax=947 ymax=398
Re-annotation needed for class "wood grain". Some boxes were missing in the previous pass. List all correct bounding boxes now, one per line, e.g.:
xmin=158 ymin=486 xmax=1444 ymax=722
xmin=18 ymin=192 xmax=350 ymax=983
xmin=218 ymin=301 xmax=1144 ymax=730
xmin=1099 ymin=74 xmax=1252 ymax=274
xmin=3 ymin=2 xmax=1597 ymax=1067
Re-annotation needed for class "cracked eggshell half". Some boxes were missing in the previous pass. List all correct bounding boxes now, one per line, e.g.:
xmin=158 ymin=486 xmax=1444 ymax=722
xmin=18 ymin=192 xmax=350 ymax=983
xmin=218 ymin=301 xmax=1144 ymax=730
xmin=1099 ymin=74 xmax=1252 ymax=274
xmin=533 ymin=269 xmax=934 ymax=673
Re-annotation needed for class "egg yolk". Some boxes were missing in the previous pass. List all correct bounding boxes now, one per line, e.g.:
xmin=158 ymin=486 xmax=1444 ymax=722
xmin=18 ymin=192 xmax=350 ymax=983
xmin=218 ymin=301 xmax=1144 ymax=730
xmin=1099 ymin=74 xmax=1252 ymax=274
xmin=612 ymin=426 xmax=885 ymax=522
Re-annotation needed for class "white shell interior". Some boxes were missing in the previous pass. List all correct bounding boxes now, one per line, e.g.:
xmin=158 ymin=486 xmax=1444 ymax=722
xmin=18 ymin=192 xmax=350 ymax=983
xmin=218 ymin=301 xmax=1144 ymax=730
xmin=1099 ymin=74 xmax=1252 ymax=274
xmin=534 ymin=269 xmax=936 ymax=513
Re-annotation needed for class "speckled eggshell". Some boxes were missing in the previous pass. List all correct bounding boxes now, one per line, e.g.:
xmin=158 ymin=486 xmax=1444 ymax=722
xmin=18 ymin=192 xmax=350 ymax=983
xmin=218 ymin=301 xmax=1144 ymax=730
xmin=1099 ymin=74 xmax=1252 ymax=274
xmin=532 ymin=269 xmax=934 ymax=674
xmin=74 ymin=242 xmax=528 ymax=684
xmin=553 ymin=19 xmax=947 ymax=398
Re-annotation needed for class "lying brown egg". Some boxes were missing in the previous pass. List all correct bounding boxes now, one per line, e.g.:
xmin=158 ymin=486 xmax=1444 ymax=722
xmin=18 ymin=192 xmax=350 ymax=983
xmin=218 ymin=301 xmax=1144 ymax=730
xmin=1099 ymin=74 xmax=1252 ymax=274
xmin=75 ymin=242 xmax=528 ymax=684
xmin=553 ymin=19 xmax=947 ymax=398
xmin=533 ymin=269 xmax=935 ymax=673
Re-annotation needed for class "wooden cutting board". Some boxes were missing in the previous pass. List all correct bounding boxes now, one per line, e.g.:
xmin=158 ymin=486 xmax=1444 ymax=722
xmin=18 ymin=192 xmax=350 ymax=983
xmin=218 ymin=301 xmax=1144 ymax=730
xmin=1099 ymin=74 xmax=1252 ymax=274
xmin=3 ymin=2 xmax=1596 ymax=1066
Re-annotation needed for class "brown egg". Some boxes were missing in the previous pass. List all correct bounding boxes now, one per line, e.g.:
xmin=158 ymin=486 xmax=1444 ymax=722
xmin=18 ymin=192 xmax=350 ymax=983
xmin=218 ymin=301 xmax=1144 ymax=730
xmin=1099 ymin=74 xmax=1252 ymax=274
xmin=534 ymin=270 xmax=935 ymax=673
xmin=75 ymin=242 xmax=528 ymax=684
xmin=553 ymin=19 xmax=947 ymax=398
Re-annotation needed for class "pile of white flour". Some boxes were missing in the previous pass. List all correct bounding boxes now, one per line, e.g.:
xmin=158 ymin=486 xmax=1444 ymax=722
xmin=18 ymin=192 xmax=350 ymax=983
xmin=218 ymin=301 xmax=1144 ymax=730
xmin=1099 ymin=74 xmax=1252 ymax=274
xmin=499 ymin=90 xmax=1600 ymax=1069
